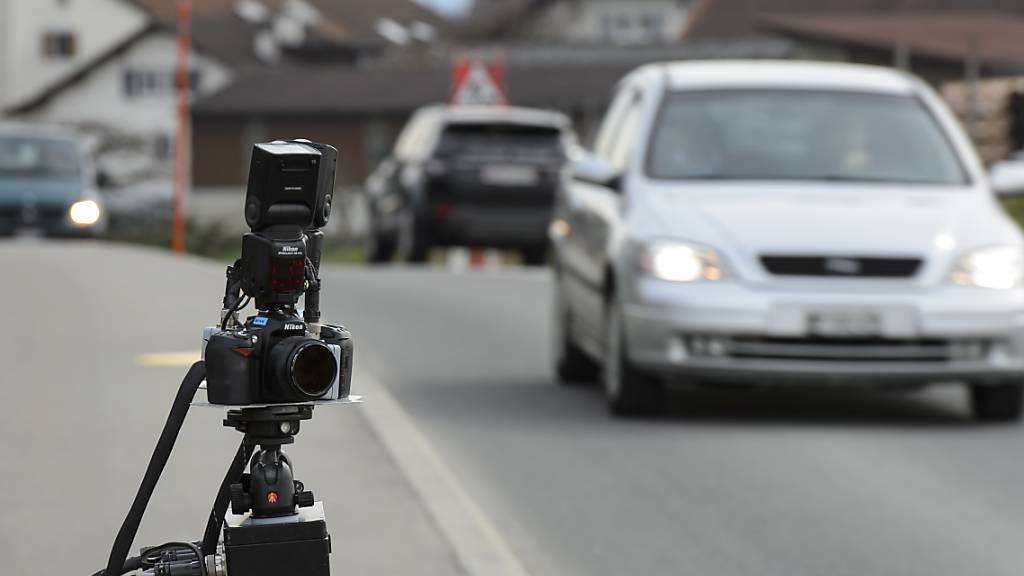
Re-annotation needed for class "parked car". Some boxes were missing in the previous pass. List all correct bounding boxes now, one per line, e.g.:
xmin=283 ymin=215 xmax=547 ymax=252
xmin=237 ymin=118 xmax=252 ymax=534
xmin=551 ymin=60 xmax=1024 ymax=420
xmin=0 ymin=124 xmax=105 ymax=238
xmin=364 ymin=105 xmax=574 ymax=264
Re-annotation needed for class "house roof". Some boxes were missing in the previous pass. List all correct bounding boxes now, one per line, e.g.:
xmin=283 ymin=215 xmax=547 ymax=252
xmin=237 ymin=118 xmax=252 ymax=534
xmin=759 ymin=11 xmax=1024 ymax=67
xmin=6 ymin=0 xmax=450 ymax=115
xmin=683 ymin=0 xmax=1024 ymax=40
xmin=301 ymin=0 xmax=448 ymax=46
xmin=192 ymin=38 xmax=797 ymax=117
xmin=192 ymin=64 xmax=634 ymax=116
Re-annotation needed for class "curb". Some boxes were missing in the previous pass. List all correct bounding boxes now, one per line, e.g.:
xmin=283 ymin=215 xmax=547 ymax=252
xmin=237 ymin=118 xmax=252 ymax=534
xmin=355 ymin=369 xmax=531 ymax=576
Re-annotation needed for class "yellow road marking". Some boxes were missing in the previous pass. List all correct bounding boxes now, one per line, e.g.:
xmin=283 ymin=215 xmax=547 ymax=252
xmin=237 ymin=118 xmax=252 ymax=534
xmin=136 ymin=350 xmax=201 ymax=367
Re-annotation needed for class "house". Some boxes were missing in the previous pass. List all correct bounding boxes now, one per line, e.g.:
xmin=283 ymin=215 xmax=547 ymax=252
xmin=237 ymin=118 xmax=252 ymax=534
xmin=682 ymin=0 xmax=1024 ymax=84
xmin=0 ymin=0 xmax=149 ymax=112
xmin=1 ymin=0 xmax=447 ymax=190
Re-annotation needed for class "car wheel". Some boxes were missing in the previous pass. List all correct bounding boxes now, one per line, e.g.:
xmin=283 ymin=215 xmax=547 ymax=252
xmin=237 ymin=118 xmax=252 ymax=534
xmin=363 ymin=216 xmax=395 ymax=264
xmin=521 ymin=246 xmax=547 ymax=266
xmin=969 ymin=381 xmax=1024 ymax=422
xmin=396 ymin=210 xmax=430 ymax=264
xmin=604 ymin=298 xmax=663 ymax=416
xmin=553 ymin=286 xmax=598 ymax=385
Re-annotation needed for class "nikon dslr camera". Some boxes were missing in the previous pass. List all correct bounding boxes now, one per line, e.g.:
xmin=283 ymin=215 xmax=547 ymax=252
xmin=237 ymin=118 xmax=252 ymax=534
xmin=203 ymin=139 xmax=353 ymax=406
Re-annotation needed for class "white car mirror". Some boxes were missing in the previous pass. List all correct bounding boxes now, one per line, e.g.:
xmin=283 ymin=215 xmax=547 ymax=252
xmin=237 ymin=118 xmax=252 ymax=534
xmin=573 ymin=152 xmax=621 ymax=191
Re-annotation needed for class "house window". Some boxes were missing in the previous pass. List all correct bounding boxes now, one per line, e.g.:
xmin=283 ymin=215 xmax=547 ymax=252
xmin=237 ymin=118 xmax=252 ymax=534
xmin=123 ymin=69 xmax=202 ymax=98
xmin=42 ymin=30 xmax=76 ymax=59
xmin=600 ymin=11 xmax=665 ymax=44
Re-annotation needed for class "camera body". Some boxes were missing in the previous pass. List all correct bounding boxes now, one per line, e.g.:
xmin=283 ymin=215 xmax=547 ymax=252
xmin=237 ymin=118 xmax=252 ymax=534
xmin=203 ymin=316 xmax=353 ymax=405
xmin=204 ymin=138 xmax=351 ymax=407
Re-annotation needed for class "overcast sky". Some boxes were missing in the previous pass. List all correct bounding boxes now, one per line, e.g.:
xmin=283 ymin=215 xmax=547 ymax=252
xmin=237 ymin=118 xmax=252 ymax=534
xmin=416 ymin=0 xmax=474 ymax=18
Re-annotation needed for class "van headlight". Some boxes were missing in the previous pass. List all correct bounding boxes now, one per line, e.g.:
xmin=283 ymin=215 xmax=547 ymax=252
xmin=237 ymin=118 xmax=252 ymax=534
xmin=638 ymin=241 xmax=727 ymax=282
xmin=69 ymin=200 xmax=101 ymax=226
xmin=951 ymin=246 xmax=1024 ymax=290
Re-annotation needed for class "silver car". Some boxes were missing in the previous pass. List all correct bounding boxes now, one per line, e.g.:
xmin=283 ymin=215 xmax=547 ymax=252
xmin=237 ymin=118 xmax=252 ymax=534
xmin=551 ymin=60 xmax=1024 ymax=420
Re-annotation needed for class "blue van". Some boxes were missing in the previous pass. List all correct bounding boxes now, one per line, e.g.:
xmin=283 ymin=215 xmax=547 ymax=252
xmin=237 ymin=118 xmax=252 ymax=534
xmin=0 ymin=124 xmax=105 ymax=237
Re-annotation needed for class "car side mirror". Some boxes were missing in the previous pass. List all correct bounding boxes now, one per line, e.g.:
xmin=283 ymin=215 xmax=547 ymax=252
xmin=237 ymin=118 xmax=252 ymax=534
xmin=990 ymin=161 xmax=1024 ymax=197
xmin=573 ymin=153 xmax=621 ymax=192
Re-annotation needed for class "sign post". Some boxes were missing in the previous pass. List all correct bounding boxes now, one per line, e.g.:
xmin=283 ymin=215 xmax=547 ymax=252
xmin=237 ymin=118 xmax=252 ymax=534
xmin=171 ymin=0 xmax=191 ymax=254
xmin=450 ymin=54 xmax=508 ymax=268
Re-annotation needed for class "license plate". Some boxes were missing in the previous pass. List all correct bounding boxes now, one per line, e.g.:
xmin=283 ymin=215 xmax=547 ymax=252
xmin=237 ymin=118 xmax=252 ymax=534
xmin=480 ymin=165 xmax=539 ymax=187
xmin=14 ymin=228 xmax=44 ymax=238
xmin=807 ymin=310 xmax=880 ymax=338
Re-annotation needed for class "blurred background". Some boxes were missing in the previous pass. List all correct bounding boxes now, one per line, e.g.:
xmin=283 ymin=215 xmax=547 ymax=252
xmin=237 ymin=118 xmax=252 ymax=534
xmin=3 ymin=0 xmax=1023 ymax=256
xmin=6 ymin=1 xmax=1024 ymax=575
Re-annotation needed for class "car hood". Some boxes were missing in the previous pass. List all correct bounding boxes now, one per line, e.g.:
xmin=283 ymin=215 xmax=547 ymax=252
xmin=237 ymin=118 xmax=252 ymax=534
xmin=0 ymin=177 xmax=83 ymax=207
xmin=640 ymin=184 xmax=1019 ymax=258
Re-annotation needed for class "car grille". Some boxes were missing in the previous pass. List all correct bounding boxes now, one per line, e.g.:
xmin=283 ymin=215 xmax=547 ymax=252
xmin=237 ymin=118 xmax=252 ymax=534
xmin=0 ymin=205 xmax=67 ymax=228
xmin=760 ymin=255 xmax=922 ymax=278
xmin=719 ymin=336 xmax=985 ymax=362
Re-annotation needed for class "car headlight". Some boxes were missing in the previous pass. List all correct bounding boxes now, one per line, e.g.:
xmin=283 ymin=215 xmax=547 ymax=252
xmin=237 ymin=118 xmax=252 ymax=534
xmin=638 ymin=240 xmax=727 ymax=282
xmin=951 ymin=246 xmax=1024 ymax=290
xmin=69 ymin=200 xmax=101 ymax=226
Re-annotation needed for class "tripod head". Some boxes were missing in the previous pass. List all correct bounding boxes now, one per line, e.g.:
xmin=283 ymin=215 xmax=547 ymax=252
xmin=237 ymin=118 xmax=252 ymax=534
xmin=223 ymin=405 xmax=316 ymax=519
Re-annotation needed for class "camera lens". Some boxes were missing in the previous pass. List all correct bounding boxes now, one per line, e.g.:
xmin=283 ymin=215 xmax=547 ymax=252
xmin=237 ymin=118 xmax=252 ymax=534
xmin=288 ymin=340 xmax=338 ymax=398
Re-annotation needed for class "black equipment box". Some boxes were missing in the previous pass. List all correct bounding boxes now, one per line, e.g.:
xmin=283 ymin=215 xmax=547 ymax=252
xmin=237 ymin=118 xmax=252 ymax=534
xmin=224 ymin=513 xmax=331 ymax=575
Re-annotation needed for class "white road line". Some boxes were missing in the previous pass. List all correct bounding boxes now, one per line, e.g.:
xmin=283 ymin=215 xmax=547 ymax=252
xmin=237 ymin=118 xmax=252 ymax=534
xmin=355 ymin=368 xmax=531 ymax=576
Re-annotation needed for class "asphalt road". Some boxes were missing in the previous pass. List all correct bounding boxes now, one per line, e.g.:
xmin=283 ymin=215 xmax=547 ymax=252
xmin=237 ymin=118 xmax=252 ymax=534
xmin=5 ymin=242 xmax=1024 ymax=575
xmin=321 ymin=265 xmax=1024 ymax=576
xmin=0 ymin=242 xmax=460 ymax=576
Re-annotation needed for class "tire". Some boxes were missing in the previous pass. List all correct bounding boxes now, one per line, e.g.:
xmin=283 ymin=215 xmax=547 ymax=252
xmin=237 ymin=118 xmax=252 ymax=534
xmin=521 ymin=246 xmax=547 ymax=266
xmin=396 ymin=209 xmax=430 ymax=264
xmin=970 ymin=381 xmax=1024 ymax=422
xmin=603 ymin=298 xmax=663 ymax=416
xmin=363 ymin=217 xmax=395 ymax=264
xmin=553 ymin=286 xmax=598 ymax=384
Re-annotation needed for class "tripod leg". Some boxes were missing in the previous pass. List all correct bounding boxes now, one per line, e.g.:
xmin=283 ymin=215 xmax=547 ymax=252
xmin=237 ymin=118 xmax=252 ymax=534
xmin=201 ymin=439 xmax=254 ymax=555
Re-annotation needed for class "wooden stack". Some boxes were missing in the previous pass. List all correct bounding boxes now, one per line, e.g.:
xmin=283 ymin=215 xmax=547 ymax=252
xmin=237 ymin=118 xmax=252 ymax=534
xmin=941 ymin=77 xmax=1024 ymax=165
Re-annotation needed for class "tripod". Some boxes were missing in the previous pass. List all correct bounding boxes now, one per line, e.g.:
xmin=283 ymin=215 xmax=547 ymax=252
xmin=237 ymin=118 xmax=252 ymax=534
xmin=96 ymin=363 xmax=335 ymax=576
xmin=210 ymin=405 xmax=331 ymax=576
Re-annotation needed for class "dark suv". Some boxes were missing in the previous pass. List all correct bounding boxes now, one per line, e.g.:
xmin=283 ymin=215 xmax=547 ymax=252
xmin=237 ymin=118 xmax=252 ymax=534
xmin=364 ymin=105 xmax=574 ymax=264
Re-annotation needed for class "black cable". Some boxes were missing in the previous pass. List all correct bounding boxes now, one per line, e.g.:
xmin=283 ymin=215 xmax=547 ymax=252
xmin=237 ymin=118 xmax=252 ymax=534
xmin=141 ymin=541 xmax=202 ymax=567
xmin=201 ymin=438 xmax=254 ymax=555
xmin=102 ymin=362 xmax=207 ymax=576
xmin=143 ymin=541 xmax=206 ymax=576
xmin=220 ymin=295 xmax=251 ymax=330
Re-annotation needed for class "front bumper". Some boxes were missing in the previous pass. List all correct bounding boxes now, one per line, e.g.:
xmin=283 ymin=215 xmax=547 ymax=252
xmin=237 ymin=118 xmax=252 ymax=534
xmin=0 ymin=204 xmax=105 ymax=237
xmin=623 ymin=278 xmax=1024 ymax=386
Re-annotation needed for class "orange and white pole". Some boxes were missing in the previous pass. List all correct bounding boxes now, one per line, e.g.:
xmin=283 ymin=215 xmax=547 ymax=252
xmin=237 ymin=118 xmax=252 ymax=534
xmin=171 ymin=0 xmax=191 ymax=254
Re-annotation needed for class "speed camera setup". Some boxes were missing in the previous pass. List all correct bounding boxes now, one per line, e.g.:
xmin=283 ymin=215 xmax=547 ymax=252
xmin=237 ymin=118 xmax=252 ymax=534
xmin=95 ymin=140 xmax=354 ymax=576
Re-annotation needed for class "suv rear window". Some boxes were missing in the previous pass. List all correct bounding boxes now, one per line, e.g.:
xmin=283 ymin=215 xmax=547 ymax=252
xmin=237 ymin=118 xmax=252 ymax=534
xmin=437 ymin=123 xmax=565 ymax=157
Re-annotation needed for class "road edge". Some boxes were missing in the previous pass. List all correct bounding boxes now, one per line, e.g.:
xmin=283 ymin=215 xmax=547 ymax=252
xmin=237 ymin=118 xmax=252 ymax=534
xmin=354 ymin=368 xmax=531 ymax=576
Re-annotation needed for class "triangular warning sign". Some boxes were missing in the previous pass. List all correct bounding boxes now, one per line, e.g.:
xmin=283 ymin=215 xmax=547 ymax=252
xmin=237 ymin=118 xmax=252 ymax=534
xmin=452 ymin=61 xmax=507 ymax=106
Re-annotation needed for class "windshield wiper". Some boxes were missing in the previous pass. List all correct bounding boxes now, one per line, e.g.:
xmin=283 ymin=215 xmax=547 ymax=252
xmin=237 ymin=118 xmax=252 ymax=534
xmin=814 ymin=174 xmax=939 ymax=184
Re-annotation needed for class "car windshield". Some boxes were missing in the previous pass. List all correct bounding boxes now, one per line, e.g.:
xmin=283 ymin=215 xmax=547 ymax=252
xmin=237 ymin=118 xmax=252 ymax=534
xmin=646 ymin=90 xmax=967 ymax=185
xmin=0 ymin=136 xmax=80 ymax=179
